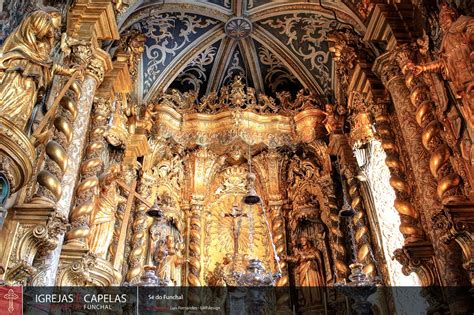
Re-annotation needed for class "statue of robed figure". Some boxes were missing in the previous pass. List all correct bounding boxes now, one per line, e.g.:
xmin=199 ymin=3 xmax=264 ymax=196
xmin=0 ymin=8 xmax=76 ymax=131
xmin=88 ymin=164 xmax=126 ymax=259
xmin=285 ymin=235 xmax=325 ymax=307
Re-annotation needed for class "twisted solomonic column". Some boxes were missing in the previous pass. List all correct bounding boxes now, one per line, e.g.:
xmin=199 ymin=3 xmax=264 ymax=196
xmin=396 ymin=47 xmax=463 ymax=203
xmin=371 ymin=102 xmax=425 ymax=243
xmin=374 ymin=52 xmax=471 ymax=311
xmin=329 ymin=134 xmax=377 ymax=278
xmin=346 ymin=174 xmax=377 ymax=277
xmin=321 ymin=180 xmax=349 ymax=280
xmin=33 ymin=81 xmax=81 ymax=204
xmin=65 ymin=97 xmax=112 ymax=246
xmin=188 ymin=198 xmax=203 ymax=287
xmin=269 ymin=201 xmax=290 ymax=309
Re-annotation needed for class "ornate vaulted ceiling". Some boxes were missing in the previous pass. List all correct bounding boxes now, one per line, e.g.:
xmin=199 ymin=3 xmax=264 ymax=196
xmin=118 ymin=0 xmax=365 ymax=102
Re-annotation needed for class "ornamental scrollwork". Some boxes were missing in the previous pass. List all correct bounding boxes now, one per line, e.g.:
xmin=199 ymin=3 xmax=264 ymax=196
xmin=260 ymin=13 xmax=336 ymax=91
xmin=139 ymin=13 xmax=219 ymax=94
xmin=222 ymin=48 xmax=246 ymax=86
xmin=33 ymin=213 xmax=69 ymax=255
xmin=175 ymin=45 xmax=218 ymax=93
xmin=258 ymin=46 xmax=299 ymax=93
xmin=156 ymin=76 xmax=323 ymax=115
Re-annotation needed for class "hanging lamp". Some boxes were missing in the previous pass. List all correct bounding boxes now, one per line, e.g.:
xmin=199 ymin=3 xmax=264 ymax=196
xmin=337 ymin=158 xmax=356 ymax=217
xmin=146 ymin=198 xmax=164 ymax=218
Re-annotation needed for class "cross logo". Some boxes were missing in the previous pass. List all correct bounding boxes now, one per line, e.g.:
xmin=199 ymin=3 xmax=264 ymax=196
xmin=3 ymin=289 xmax=18 ymax=313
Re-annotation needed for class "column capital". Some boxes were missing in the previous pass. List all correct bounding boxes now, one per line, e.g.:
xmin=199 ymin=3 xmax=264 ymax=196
xmin=68 ymin=44 xmax=113 ymax=84
xmin=86 ymin=48 xmax=113 ymax=84
xmin=92 ymin=97 xmax=113 ymax=119
xmin=372 ymin=50 xmax=403 ymax=87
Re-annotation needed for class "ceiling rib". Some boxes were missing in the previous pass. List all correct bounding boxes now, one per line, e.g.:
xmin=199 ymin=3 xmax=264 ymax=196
xmin=207 ymin=37 xmax=237 ymax=94
xmin=239 ymin=37 xmax=264 ymax=93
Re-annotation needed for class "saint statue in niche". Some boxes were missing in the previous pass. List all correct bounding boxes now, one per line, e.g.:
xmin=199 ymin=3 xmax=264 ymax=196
xmin=88 ymin=164 xmax=126 ymax=259
xmin=156 ymin=235 xmax=186 ymax=286
xmin=285 ymin=235 xmax=325 ymax=306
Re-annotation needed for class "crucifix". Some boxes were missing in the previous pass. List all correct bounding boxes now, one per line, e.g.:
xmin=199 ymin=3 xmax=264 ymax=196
xmin=224 ymin=202 xmax=247 ymax=259
xmin=112 ymin=179 xmax=153 ymax=270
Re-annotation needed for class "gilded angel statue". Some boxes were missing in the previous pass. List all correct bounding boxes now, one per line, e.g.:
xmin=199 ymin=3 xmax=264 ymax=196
xmin=0 ymin=8 xmax=78 ymax=132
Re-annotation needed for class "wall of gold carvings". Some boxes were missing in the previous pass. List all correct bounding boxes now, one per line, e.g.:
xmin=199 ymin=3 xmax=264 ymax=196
xmin=0 ymin=0 xmax=472 ymax=314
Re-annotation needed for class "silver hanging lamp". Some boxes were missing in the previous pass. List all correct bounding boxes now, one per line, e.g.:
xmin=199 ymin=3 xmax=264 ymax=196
xmin=242 ymin=72 xmax=261 ymax=205
xmin=337 ymin=158 xmax=355 ymax=217
xmin=243 ymin=171 xmax=260 ymax=205
xmin=146 ymin=198 xmax=164 ymax=218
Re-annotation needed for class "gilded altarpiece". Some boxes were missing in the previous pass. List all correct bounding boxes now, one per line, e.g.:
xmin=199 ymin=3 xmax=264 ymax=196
xmin=203 ymin=165 xmax=276 ymax=281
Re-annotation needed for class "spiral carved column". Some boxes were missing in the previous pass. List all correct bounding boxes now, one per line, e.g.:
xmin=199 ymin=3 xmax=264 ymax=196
xmin=374 ymin=52 xmax=471 ymax=312
xmin=65 ymin=97 xmax=112 ymax=246
xmin=188 ymin=197 xmax=203 ymax=287
xmin=269 ymin=201 xmax=290 ymax=309
xmin=346 ymin=175 xmax=377 ymax=276
xmin=325 ymin=191 xmax=349 ymax=280
xmin=33 ymin=82 xmax=81 ymax=204
xmin=270 ymin=202 xmax=287 ymax=285
xmin=329 ymin=134 xmax=377 ymax=277
xmin=396 ymin=47 xmax=463 ymax=203
xmin=372 ymin=103 xmax=425 ymax=243
xmin=126 ymin=173 xmax=155 ymax=284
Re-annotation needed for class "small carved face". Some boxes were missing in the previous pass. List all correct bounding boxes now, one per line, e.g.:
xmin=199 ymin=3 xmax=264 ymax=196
xmin=49 ymin=11 xmax=62 ymax=29
xmin=166 ymin=235 xmax=174 ymax=246
xmin=325 ymin=104 xmax=334 ymax=113
xmin=439 ymin=3 xmax=456 ymax=30
xmin=300 ymin=236 xmax=308 ymax=246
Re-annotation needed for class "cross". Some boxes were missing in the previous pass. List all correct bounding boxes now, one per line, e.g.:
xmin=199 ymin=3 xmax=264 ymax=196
xmin=112 ymin=179 xmax=153 ymax=269
xmin=224 ymin=202 xmax=247 ymax=258
xmin=4 ymin=289 xmax=18 ymax=313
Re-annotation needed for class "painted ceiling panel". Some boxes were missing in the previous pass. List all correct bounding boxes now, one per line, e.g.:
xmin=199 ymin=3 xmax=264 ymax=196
xmin=125 ymin=1 xmax=354 ymax=102
xmin=138 ymin=13 xmax=221 ymax=96
xmin=248 ymin=0 xmax=297 ymax=10
xmin=168 ymin=40 xmax=222 ymax=96
xmin=257 ymin=12 xmax=337 ymax=94
xmin=221 ymin=44 xmax=248 ymax=88
xmin=206 ymin=0 xmax=231 ymax=9
xmin=254 ymin=40 xmax=303 ymax=96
